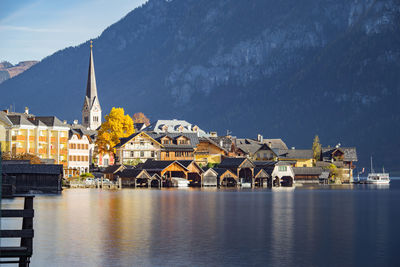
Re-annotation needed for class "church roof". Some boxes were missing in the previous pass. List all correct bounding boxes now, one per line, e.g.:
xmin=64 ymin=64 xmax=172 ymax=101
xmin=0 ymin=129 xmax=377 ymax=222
xmin=85 ymin=42 xmax=100 ymax=110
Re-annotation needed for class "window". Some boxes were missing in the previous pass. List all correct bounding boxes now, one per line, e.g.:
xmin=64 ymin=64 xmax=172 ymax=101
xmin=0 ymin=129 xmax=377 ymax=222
xmin=130 ymin=151 xmax=134 ymax=157
xmin=151 ymin=151 xmax=155 ymax=158
xmin=278 ymin=166 xmax=287 ymax=172
xmin=84 ymin=117 xmax=89 ymax=123
xmin=93 ymin=116 xmax=99 ymax=122
xmin=140 ymin=141 xmax=144 ymax=147
xmin=140 ymin=151 xmax=144 ymax=157
xmin=165 ymin=152 xmax=170 ymax=158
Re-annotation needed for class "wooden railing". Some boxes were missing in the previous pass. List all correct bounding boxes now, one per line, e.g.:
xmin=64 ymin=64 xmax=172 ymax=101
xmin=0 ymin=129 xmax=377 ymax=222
xmin=0 ymin=195 xmax=35 ymax=266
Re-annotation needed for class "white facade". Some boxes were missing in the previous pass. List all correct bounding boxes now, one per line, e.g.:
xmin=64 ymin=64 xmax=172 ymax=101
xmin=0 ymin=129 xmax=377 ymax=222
xmin=116 ymin=132 xmax=161 ymax=164
xmin=66 ymin=134 xmax=91 ymax=177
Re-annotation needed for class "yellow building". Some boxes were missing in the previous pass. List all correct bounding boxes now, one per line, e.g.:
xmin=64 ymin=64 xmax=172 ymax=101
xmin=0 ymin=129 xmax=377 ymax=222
xmin=0 ymin=111 xmax=12 ymax=152
xmin=0 ymin=110 xmax=69 ymax=166
xmin=278 ymin=149 xmax=315 ymax=167
xmin=194 ymin=137 xmax=229 ymax=166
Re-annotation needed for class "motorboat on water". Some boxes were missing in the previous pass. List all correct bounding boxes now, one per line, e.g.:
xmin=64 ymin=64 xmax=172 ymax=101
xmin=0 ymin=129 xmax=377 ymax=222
xmin=365 ymin=157 xmax=390 ymax=184
xmin=170 ymin=177 xmax=190 ymax=187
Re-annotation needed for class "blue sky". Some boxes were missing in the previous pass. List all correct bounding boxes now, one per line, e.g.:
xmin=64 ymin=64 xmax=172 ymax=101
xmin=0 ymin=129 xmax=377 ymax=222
xmin=0 ymin=0 xmax=147 ymax=64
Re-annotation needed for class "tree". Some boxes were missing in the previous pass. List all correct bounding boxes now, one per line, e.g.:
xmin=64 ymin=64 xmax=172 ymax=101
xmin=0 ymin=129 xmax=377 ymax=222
xmin=96 ymin=107 xmax=134 ymax=153
xmin=131 ymin=112 xmax=150 ymax=127
xmin=312 ymin=135 xmax=322 ymax=161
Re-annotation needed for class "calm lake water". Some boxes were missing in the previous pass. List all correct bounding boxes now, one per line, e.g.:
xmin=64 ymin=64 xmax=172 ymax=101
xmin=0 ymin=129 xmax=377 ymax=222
xmin=2 ymin=180 xmax=400 ymax=267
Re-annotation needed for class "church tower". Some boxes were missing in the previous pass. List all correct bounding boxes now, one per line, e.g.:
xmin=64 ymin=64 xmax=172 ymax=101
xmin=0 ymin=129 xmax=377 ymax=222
xmin=82 ymin=40 xmax=102 ymax=130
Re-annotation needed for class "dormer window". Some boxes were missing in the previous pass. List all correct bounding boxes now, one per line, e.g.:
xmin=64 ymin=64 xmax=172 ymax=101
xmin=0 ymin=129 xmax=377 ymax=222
xmin=162 ymin=125 xmax=168 ymax=132
xmin=178 ymin=125 xmax=184 ymax=132
xmin=192 ymin=125 xmax=199 ymax=132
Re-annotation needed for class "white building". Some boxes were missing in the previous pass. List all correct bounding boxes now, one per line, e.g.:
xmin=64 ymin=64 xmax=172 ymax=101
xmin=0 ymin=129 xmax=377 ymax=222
xmin=65 ymin=130 xmax=92 ymax=177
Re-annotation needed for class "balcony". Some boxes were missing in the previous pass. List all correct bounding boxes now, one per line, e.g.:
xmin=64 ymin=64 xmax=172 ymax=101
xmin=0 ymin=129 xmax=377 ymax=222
xmin=39 ymin=136 xmax=47 ymax=142
xmin=12 ymin=135 xmax=26 ymax=141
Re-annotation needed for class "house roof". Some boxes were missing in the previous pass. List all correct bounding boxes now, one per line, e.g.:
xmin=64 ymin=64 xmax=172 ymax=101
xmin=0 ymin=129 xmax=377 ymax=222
xmin=292 ymin=167 xmax=323 ymax=176
xmin=143 ymin=119 xmax=208 ymax=137
xmin=7 ymin=115 xmax=34 ymax=126
xmin=212 ymin=168 xmax=237 ymax=177
xmin=2 ymin=163 xmax=63 ymax=175
xmin=322 ymin=147 xmax=358 ymax=162
xmin=278 ymin=149 xmax=313 ymax=159
xmin=219 ymin=157 xmax=255 ymax=168
xmin=103 ymin=164 xmax=125 ymax=174
xmin=140 ymin=160 xmax=188 ymax=171
xmin=117 ymin=169 xmax=150 ymax=178
xmin=0 ymin=111 xmax=12 ymax=126
xmin=262 ymin=139 xmax=288 ymax=150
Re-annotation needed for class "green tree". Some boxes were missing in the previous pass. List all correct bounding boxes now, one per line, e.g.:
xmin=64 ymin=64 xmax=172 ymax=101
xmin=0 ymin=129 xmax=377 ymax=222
xmin=312 ymin=135 xmax=322 ymax=162
xmin=96 ymin=107 xmax=135 ymax=153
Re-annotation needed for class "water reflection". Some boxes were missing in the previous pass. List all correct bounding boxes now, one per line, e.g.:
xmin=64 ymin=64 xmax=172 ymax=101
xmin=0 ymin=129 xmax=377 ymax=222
xmin=1 ymin=183 xmax=399 ymax=267
xmin=270 ymin=191 xmax=295 ymax=266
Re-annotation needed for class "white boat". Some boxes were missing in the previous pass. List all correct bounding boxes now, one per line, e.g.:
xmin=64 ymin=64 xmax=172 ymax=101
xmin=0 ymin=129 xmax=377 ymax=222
xmin=365 ymin=157 xmax=390 ymax=184
xmin=170 ymin=177 xmax=189 ymax=187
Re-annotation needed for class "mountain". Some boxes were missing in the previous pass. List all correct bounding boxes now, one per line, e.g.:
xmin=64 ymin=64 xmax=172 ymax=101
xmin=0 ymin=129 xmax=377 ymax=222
xmin=1 ymin=0 xmax=399 ymax=171
xmin=0 ymin=61 xmax=38 ymax=84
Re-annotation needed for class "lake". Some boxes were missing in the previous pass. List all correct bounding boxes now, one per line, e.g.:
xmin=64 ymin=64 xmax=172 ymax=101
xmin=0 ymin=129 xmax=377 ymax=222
xmin=2 ymin=180 xmax=400 ymax=267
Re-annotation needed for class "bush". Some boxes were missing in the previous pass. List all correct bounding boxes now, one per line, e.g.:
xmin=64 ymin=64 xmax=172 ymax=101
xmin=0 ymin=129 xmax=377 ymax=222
xmin=80 ymin=172 xmax=94 ymax=178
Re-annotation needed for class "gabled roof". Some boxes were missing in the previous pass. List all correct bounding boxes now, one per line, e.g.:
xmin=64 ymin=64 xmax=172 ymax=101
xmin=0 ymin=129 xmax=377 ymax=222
xmin=198 ymin=137 xmax=229 ymax=153
xmin=322 ymin=147 xmax=358 ymax=162
xmin=2 ymin=163 xmax=63 ymax=175
xmin=140 ymin=160 xmax=188 ymax=171
xmin=254 ymin=168 xmax=270 ymax=178
xmin=7 ymin=115 xmax=34 ymax=126
xmin=177 ymin=160 xmax=204 ymax=173
xmin=219 ymin=157 xmax=255 ymax=168
xmin=262 ymin=139 xmax=288 ymax=150
xmin=115 ymin=131 xmax=162 ymax=148
xmin=209 ymin=136 xmax=234 ymax=152
xmin=212 ymin=168 xmax=237 ymax=178
xmin=278 ymin=149 xmax=313 ymax=159
xmin=103 ymin=164 xmax=125 ymax=174
xmin=143 ymin=119 xmax=208 ymax=137
xmin=0 ymin=111 xmax=12 ymax=126
xmin=117 ymin=169 xmax=150 ymax=178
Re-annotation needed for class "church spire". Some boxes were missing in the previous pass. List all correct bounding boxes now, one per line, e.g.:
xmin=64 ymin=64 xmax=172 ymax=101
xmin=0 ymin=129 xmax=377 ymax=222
xmin=86 ymin=40 xmax=98 ymax=102
xmin=82 ymin=40 xmax=102 ymax=130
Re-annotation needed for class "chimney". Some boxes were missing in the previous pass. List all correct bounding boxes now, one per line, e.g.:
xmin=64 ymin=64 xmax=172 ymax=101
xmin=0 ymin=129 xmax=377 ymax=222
xmin=24 ymin=107 xmax=29 ymax=114
xmin=73 ymin=120 xmax=78 ymax=125
xmin=220 ymin=140 xmax=224 ymax=148
xmin=257 ymin=134 xmax=263 ymax=143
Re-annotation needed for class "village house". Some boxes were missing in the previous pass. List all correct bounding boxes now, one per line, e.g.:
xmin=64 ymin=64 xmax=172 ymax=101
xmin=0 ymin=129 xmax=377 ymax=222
xmin=235 ymin=136 xmax=277 ymax=161
xmin=277 ymin=149 xmax=314 ymax=167
xmin=115 ymin=132 xmax=162 ymax=164
xmin=64 ymin=129 xmax=92 ymax=177
xmin=116 ymin=132 xmax=199 ymax=164
xmin=194 ymin=137 xmax=229 ymax=166
xmin=320 ymin=146 xmax=358 ymax=183
xmin=254 ymin=161 xmax=295 ymax=187
xmin=0 ymin=109 xmax=70 ymax=166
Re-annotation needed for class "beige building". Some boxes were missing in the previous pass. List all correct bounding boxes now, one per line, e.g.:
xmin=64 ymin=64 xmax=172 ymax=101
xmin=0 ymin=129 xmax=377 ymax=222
xmin=0 ymin=110 xmax=69 ymax=166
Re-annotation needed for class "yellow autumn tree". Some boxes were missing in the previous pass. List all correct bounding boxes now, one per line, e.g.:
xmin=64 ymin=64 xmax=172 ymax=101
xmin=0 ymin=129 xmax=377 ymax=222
xmin=96 ymin=107 xmax=134 ymax=153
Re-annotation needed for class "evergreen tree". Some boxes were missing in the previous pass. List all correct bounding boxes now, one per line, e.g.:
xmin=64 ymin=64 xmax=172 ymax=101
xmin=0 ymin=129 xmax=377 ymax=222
xmin=312 ymin=135 xmax=322 ymax=161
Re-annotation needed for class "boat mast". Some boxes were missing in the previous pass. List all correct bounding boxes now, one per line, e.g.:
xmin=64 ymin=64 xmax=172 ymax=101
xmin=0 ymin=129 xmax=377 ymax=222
xmin=371 ymin=156 xmax=375 ymax=173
